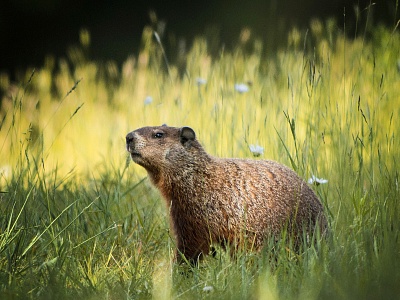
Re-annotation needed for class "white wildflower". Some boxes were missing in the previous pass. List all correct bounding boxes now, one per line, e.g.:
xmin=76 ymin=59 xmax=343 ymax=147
xmin=249 ymin=144 xmax=264 ymax=157
xmin=203 ymin=285 xmax=214 ymax=292
xmin=196 ymin=77 xmax=207 ymax=85
xmin=0 ymin=165 xmax=11 ymax=179
xmin=144 ymin=96 xmax=153 ymax=105
xmin=234 ymin=83 xmax=249 ymax=93
xmin=308 ymin=175 xmax=328 ymax=185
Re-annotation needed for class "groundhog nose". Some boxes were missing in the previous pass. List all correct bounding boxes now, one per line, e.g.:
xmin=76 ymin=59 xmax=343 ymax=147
xmin=126 ymin=133 xmax=134 ymax=145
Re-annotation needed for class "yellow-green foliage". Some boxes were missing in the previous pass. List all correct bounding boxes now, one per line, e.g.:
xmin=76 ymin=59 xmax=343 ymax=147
xmin=1 ymin=24 xmax=399 ymax=184
xmin=0 ymin=22 xmax=399 ymax=299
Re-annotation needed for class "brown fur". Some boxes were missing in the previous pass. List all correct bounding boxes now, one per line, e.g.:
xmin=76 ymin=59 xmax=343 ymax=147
xmin=126 ymin=125 xmax=327 ymax=263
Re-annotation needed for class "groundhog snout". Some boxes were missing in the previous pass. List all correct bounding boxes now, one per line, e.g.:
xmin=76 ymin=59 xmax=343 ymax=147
xmin=126 ymin=132 xmax=134 ymax=145
xmin=126 ymin=132 xmax=136 ymax=152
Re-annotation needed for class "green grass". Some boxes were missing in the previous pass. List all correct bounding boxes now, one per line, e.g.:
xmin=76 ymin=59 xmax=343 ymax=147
xmin=0 ymin=19 xmax=399 ymax=299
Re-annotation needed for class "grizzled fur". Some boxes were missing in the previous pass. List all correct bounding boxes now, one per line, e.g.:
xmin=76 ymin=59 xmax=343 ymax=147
xmin=126 ymin=125 xmax=327 ymax=263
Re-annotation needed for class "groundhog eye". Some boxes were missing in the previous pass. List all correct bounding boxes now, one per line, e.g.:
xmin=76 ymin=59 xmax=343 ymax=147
xmin=154 ymin=132 xmax=164 ymax=138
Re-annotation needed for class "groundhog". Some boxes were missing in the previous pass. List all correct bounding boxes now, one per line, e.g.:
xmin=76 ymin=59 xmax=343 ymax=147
xmin=126 ymin=125 xmax=327 ymax=263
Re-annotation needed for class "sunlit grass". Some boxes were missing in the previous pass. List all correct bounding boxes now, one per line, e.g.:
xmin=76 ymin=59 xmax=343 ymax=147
xmin=0 ymin=20 xmax=399 ymax=299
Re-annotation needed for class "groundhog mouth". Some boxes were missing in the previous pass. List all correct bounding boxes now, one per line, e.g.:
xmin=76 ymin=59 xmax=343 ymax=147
xmin=129 ymin=151 xmax=141 ymax=158
xmin=126 ymin=144 xmax=140 ymax=156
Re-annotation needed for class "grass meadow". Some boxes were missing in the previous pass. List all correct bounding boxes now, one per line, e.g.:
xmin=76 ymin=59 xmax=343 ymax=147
xmin=0 ymin=19 xmax=399 ymax=299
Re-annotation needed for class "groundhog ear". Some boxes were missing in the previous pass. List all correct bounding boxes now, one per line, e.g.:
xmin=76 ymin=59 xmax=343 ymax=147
xmin=179 ymin=127 xmax=196 ymax=145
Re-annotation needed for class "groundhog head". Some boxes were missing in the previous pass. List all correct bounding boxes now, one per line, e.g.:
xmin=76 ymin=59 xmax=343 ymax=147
xmin=126 ymin=125 xmax=201 ymax=173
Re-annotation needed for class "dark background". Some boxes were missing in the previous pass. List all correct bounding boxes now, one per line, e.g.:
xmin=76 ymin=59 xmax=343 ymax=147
xmin=1 ymin=0 xmax=398 ymax=77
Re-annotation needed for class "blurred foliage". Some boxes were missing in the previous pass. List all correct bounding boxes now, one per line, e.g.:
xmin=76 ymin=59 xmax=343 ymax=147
xmin=0 ymin=21 xmax=399 ymax=299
